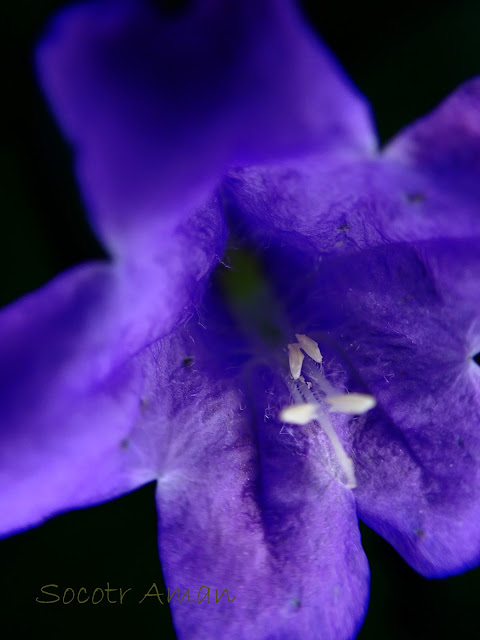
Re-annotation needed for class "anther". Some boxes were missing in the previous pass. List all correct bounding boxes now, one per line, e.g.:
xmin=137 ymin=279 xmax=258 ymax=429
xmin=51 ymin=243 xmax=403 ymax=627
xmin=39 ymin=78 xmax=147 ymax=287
xmin=296 ymin=334 xmax=323 ymax=363
xmin=288 ymin=343 xmax=304 ymax=380
xmin=281 ymin=335 xmax=376 ymax=490
xmin=325 ymin=393 xmax=376 ymax=414
xmin=280 ymin=402 xmax=317 ymax=425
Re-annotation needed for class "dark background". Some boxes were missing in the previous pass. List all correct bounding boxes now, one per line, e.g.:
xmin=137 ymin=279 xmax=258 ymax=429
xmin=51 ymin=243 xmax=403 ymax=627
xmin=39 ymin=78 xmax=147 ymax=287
xmin=2 ymin=0 xmax=480 ymax=637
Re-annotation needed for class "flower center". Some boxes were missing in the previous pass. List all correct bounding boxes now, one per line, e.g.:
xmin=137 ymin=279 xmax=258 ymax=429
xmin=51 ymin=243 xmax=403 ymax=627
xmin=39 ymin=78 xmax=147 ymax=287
xmin=280 ymin=334 xmax=376 ymax=490
xmin=216 ymin=251 xmax=376 ymax=489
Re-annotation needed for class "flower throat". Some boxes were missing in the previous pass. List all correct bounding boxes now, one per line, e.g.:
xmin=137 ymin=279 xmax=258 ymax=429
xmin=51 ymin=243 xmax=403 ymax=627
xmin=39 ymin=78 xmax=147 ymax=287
xmin=216 ymin=247 xmax=376 ymax=489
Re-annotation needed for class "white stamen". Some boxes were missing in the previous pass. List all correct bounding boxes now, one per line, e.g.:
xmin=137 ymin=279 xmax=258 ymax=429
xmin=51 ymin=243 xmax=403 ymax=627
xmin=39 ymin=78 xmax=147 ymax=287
xmin=280 ymin=339 xmax=371 ymax=490
xmin=280 ymin=402 xmax=317 ymax=425
xmin=314 ymin=408 xmax=357 ymax=489
xmin=288 ymin=343 xmax=304 ymax=380
xmin=296 ymin=334 xmax=323 ymax=363
xmin=326 ymin=393 xmax=376 ymax=414
xmin=280 ymin=399 xmax=357 ymax=489
xmin=306 ymin=364 xmax=337 ymax=396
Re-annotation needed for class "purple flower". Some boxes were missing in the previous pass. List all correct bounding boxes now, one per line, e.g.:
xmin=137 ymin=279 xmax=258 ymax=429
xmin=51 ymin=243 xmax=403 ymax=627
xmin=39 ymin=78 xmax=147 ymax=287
xmin=1 ymin=1 xmax=479 ymax=639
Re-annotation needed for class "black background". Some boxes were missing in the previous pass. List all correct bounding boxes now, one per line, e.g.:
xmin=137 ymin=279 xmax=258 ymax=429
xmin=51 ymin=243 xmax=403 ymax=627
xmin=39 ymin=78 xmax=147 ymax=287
xmin=2 ymin=0 xmax=480 ymax=637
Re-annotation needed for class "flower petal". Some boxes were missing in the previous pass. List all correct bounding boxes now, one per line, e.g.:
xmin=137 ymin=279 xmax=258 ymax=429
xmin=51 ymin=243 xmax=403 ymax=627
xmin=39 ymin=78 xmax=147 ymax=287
xmin=0 ymin=264 xmax=143 ymax=535
xmin=224 ymin=159 xmax=388 ymax=252
xmin=349 ymin=241 xmax=480 ymax=576
xmin=131 ymin=312 xmax=369 ymax=639
xmin=224 ymin=149 xmax=478 ymax=254
xmin=265 ymin=237 xmax=480 ymax=576
xmin=37 ymin=0 xmax=375 ymax=257
xmin=0 ymin=204 xmax=224 ymax=536
xmin=385 ymin=78 xmax=480 ymax=200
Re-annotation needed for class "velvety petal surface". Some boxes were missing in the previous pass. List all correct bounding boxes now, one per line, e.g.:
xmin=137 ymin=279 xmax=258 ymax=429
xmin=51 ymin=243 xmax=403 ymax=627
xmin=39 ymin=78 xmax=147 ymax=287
xmin=0 ymin=263 xmax=143 ymax=535
xmin=386 ymin=78 xmax=480 ymax=202
xmin=224 ymin=79 xmax=480 ymax=250
xmin=37 ymin=0 xmax=375 ymax=257
xmin=0 ymin=204 xmax=224 ymax=536
xmin=130 ymin=308 xmax=369 ymax=640
xmin=254 ymin=234 xmax=480 ymax=576
xmin=345 ymin=241 xmax=480 ymax=576
xmin=224 ymin=153 xmax=478 ymax=255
